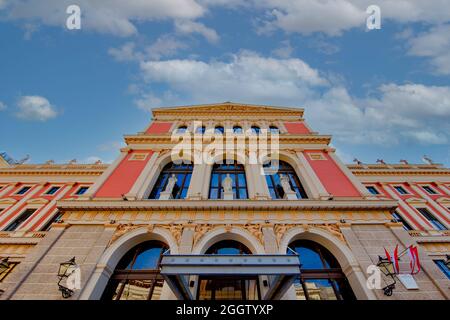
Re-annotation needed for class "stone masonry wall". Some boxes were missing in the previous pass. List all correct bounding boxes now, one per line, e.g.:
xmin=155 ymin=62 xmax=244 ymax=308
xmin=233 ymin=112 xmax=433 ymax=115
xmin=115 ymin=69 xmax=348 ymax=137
xmin=2 ymin=224 xmax=115 ymax=300
xmin=343 ymin=224 xmax=449 ymax=300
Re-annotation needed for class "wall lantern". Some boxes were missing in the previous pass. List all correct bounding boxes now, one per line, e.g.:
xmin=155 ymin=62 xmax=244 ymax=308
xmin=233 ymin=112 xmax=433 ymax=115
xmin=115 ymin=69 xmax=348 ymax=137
xmin=57 ymin=257 xmax=76 ymax=298
xmin=0 ymin=257 xmax=10 ymax=276
xmin=377 ymin=256 xmax=396 ymax=296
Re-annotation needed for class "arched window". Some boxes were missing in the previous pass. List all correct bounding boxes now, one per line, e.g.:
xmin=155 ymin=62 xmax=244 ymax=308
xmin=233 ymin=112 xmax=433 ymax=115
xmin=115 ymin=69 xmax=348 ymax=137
xmin=206 ymin=240 xmax=251 ymax=255
xmin=250 ymin=126 xmax=260 ymax=134
xmin=264 ymin=161 xmax=307 ymax=199
xmin=233 ymin=126 xmax=243 ymax=134
xmin=269 ymin=126 xmax=279 ymax=134
xmin=198 ymin=240 xmax=258 ymax=300
xmin=214 ymin=126 xmax=224 ymax=134
xmin=196 ymin=126 xmax=206 ymax=134
xmin=209 ymin=161 xmax=248 ymax=200
xmin=288 ymin=240 xmax=355 ymax=300
xmin=102 ymin=241 xmax=168 ymax=300
xmin=176 ymin=125 xmax=187 ymax=134
xmin=149 ymin=162 xmax=193 ymax=199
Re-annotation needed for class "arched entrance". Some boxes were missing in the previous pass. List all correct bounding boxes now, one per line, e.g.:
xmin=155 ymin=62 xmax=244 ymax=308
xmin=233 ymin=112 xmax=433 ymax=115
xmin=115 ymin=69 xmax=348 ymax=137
xmin=289 ymin=240 xmax=355 ymax=300
xmin=197 ymin=240 xmax=260 ymax=300
xmin=101 ymin=240 xmax=168 ymax=300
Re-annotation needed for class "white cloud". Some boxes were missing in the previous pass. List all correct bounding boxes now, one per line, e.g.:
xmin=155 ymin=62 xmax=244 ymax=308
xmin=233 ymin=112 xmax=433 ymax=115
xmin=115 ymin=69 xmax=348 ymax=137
xmin=307 ymin=83 xmax=450 ymax=145
xmin=146 ymin=35 xmax=187 ymax=59
xmin=138 ymin=51 xmax=328 ymax=107
xmin=272 ymin=40 xmax=293 ymax=58
xmin=108 ymin=42 xmax=143 ymax=62
xmin=16 ymin=95 xmax=58 ymax=121
xmin=0 ymin=101 xmax=6 ymax=111
xmin=132 ymin=51 xmax=450 ymax=146
xmin=255 ymin=0 xmax=450 ymax=36
xmin=174 ymin=20 xmax=219 ymax=43
xmin=4 ymin=0 xmax=205 ymax=36
xmin=407 ymin=24 xmax=450 ymax=75
xmin=109 ymin=36 xmax=187 ymax=63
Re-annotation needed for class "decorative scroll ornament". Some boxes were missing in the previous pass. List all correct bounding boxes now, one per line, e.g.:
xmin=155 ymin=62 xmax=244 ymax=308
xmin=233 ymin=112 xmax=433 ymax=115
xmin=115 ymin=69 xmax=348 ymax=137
xmin=274 ymin=223 xmax=347 ymax=246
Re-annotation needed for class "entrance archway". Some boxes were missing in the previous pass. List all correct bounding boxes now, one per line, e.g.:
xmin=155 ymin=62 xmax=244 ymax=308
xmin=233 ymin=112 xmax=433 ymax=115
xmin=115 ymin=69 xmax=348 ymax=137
xmin=101 ymin=240 xmax=168 ymax=300
xmin=289 ymin=240 xmax=355 ymax=300
xmin=197 ymin=240 xmax=260 ymax=300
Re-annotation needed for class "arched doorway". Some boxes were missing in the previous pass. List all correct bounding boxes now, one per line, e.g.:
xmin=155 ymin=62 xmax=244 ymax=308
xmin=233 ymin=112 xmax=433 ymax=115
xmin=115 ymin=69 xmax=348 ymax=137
xmin=101 ymin=240 xmax=168 ymax=300
xmin=197 ymin=240 xmax=260 ymax=300
xmin=288 ymin=240 xmax=355 ymax=300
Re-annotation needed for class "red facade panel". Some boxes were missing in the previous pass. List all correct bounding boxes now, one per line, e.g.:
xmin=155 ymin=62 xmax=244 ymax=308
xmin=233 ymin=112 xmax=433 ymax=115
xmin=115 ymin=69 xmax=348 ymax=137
xmin=145 ymin=122 xmax=173 ymax=134
xmin=94 ymin=151 xmax=153 ymax=198
xmin=284 ymin=122 xmax=310 ymax=134
xmin=303 ymin=151 xmax=361 ymax=197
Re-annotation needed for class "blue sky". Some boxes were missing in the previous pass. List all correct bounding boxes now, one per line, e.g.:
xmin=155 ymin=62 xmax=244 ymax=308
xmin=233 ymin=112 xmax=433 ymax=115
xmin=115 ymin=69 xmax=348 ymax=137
xmin=0 ymin=1 xmax=449 ymax=166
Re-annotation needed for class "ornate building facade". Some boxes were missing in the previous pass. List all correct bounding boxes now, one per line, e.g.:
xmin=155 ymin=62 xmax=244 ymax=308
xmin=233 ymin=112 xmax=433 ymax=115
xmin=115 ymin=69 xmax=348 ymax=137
xmin=0 ymin=103 xmax=449 ymax=300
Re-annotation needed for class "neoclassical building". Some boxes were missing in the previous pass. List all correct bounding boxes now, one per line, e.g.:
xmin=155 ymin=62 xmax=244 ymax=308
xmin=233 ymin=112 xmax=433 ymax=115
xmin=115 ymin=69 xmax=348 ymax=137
xmin=0 ymin=103 xmax=449 ymax=300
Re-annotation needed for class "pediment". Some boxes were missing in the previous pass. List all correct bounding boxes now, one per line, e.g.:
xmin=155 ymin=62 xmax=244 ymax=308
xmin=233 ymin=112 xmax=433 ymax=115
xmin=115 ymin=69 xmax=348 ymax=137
xmin=27 ymin=198 xmax=50 ymax=204
xmin=152 ymin=102 xmax=303 ymax=115
xmin=436 ymin=197 xmax=450 ymax=204
xmin=405 ymin=197 xmax=427 ymax=204
xmin=0 ymin=198 xmax=17 ymax=205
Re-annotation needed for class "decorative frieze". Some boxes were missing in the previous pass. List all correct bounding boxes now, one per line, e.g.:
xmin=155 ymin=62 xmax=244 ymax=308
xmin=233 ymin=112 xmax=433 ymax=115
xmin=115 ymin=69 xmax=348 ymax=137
xmin=274 ymin=223 xmax=347 ymax=246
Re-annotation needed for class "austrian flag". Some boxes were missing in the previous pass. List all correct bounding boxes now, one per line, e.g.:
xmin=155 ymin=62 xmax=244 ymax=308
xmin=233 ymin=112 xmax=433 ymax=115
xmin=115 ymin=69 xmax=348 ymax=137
xmin=408 ymin=246 xmax=421 ymax=275
xmin=384 ymin=245 xmax=400 ymax=274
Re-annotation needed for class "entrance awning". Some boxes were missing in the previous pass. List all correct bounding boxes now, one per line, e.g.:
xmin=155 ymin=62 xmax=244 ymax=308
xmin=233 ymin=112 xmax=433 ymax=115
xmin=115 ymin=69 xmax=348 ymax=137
xmin=160 ymin=254 xmax=301 ymax=300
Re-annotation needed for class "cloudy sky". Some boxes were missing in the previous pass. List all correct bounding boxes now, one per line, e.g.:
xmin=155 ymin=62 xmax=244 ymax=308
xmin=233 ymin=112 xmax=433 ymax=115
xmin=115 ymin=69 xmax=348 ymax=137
xmin=0 ymin=0 xmax=449 ymax=165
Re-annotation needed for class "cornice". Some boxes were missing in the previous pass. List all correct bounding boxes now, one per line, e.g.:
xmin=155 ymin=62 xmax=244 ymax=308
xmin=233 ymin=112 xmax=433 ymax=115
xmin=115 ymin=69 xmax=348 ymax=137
xmin=347 ymin=163 xmax=449 ymax=176
xmin=151 ymin=102 xmax=304 ymax=119
xmin=124 ymin=134 xmax=332 ymax=145
xmin=350 ymin=169 xmax=450 ymax=176
xmin=57 ymin=199 xmax=397 ymax=212
xmin=0 ymin=164 xmax=108 ymax=176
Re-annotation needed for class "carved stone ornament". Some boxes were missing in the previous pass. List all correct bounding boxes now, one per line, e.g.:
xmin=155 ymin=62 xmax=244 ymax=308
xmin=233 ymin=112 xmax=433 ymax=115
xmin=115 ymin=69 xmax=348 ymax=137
xmin=274 ymin=223 xmax=346 ymax=246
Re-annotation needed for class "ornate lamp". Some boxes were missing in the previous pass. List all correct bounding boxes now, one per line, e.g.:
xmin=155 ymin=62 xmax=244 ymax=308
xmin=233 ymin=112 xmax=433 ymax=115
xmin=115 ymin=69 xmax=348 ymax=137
xmin=0 ymin=257 xmax=10 ymax=276
xmin=377 ymin=256 xmax=395 ymax=277
xmin=377 ymin=256 xmax=396 ymax=296
xmin=57 ymin=257 xmax=76 ymax=298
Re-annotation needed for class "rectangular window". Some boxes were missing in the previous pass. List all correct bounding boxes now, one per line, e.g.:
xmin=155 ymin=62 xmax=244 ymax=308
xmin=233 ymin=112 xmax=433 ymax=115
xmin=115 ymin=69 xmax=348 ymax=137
xmin=41 ymin=211 xmax=63 ymax=231
xmin=16 ymin=186 xmax=31 ymax=195
xmin=394 ymin=186 xmax=408 ymax=195
xmin=75 ymin=186 xmax=89 ymax=195
xmin=4 ymin=209 xmax=36 ymax=232
xmin=422 ymin=186 xmax=438 ymax=194
xmin=366 ymin=186 xmax=379 ymax=195
xmin=434 ymin=260 xmax=450 ymax=279
xmin=45 ymin=186 xmax=60 ymax=195
xmin=0 ymin=262 xmax=19 ymax=282
xmin=392 ymin=211 xmax=413 ymax=231
xmin=417 ymin=208 xmax=447 ymax=230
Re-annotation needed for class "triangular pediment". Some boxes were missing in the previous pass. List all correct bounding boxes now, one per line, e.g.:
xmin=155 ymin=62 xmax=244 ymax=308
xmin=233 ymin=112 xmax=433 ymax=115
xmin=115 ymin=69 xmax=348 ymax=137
xmin=152 ymin=102 xmax=304 ymax=115
xmin=0 ymin=198 xmax=17 ymax=205
xmin=436 ymin=197 xmax=450 ymax=204
xmin=405 ymin=197 xmax=427 ymax=204
xmin=27 ymin=198 xmax=50 ymax=204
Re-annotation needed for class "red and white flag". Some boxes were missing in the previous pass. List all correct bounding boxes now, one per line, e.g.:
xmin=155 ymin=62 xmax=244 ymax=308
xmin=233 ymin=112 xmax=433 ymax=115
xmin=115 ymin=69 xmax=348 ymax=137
xmin=408 ymin=246 xmax=421 ymax=275
xmin=384 ymin=245 xmax=400 ymax=274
